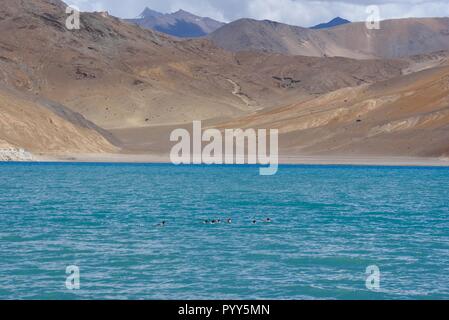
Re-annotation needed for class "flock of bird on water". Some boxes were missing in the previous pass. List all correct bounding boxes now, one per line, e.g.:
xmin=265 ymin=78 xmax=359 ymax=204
xmin=156 ymin=218 xmax=272 ymax=227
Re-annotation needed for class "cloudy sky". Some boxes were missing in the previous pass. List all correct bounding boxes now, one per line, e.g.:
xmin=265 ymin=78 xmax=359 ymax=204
xmin=67 ymin=0 xmax=449 ymax=27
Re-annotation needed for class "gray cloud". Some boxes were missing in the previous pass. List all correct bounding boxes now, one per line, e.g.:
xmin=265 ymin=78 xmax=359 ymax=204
xmin=66 ymin=0 xmax=449 ymax=27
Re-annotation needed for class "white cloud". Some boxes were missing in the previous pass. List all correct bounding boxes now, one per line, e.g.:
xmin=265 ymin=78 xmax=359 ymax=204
xmin=64 ymin=0 xmax=449 ymax=27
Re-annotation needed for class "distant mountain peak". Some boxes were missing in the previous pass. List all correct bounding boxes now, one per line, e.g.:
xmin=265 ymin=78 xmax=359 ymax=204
xmin=174 ymin=9 xmax=189 ymax=14
xmin=331 ymin=17 xmax=350 ymax=24
xmin=263 ymin=19 xmax=281 ymax=26
xmin=128 ymin=7 xmax=225 ymax=38
xmin=172 ymin=9 xmax=198 ymax=18
xmin=139 ymin=7 xmax=163 ymax=19
xmin=310 ymin=17 xmax=351 ymax=29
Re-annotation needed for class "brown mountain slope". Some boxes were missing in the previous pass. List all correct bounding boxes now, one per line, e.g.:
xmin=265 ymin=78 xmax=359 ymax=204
xmin=222 ymin=52 xmax=406 ymax=106
xmin=209 ymin=18 xmax=449 ymax=59
xmin=217 ymin=63 xmax=449 ymax=158
xmin=0 ymin=85 xmax=117 ymax=154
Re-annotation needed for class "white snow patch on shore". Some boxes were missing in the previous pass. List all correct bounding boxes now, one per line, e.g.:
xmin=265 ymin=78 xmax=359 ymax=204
xmin=0 ymin=148 xmax=33 ymax=161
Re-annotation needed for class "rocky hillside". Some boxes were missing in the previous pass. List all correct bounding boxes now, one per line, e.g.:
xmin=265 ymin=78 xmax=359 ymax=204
xmin=217 ymin=61 xmax=449 ymax=157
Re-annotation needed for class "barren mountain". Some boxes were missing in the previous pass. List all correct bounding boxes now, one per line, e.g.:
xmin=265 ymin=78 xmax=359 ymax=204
xmin=0 ymin=0 xmax=406 ymax=130
xmin=127 ymin=8 xmax=225 ymax=38
xmin=209 ymin=17 xmax=449 ymax=59
xmin=1 ymin=0 xmax=448 ymax=161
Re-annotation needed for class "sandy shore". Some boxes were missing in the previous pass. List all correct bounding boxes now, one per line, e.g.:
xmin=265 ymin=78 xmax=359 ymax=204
xmin=31 ymin=153 xmax=449 ymax=167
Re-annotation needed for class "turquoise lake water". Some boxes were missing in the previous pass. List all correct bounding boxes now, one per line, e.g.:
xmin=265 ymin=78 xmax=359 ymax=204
xmin=0 ymin=163 xmax=448 ymax=300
